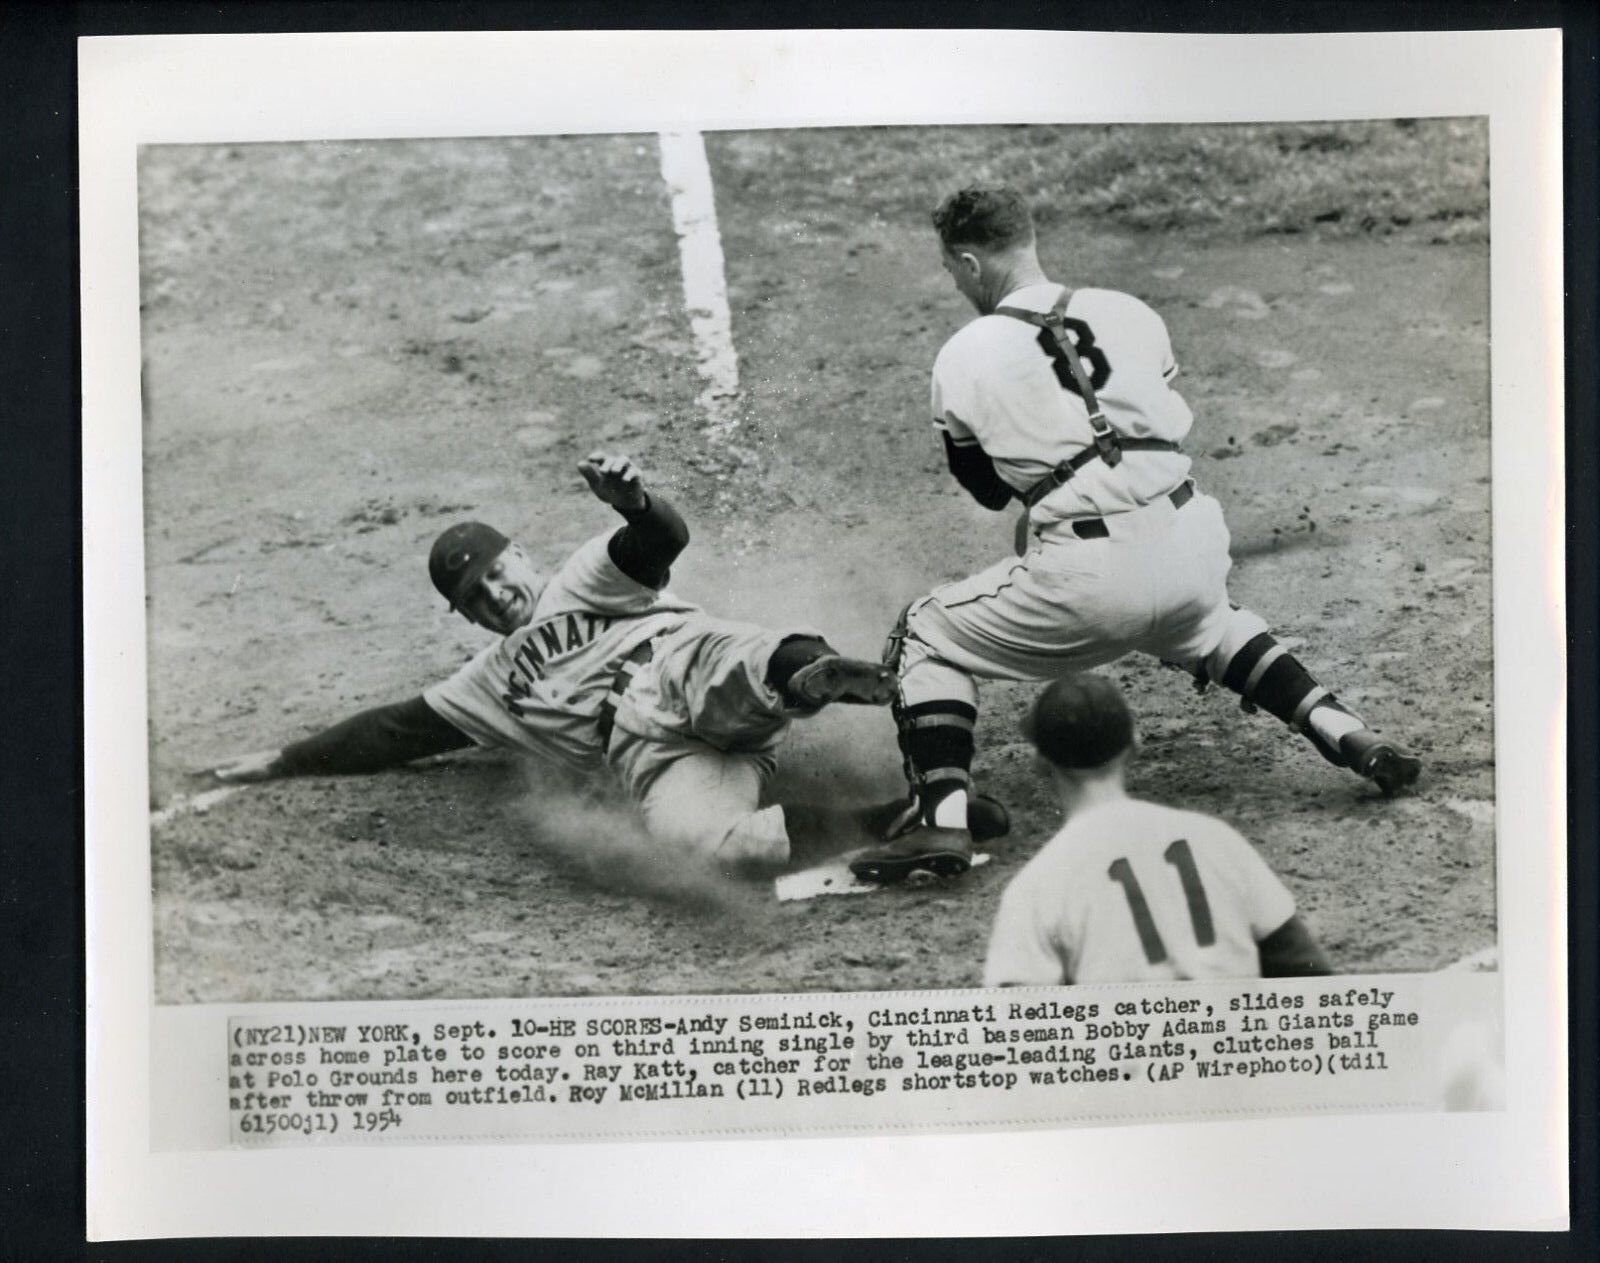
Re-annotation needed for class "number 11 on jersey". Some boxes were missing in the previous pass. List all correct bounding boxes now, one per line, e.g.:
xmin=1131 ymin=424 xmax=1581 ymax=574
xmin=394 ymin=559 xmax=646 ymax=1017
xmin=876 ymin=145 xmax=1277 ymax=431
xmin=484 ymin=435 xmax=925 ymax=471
xmin=1107 ymin=839 xmax=1217 ymax=965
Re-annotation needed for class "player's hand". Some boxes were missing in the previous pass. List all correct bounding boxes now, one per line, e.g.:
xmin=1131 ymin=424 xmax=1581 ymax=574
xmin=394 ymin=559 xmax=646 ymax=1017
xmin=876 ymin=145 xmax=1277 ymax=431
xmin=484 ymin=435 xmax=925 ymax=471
xmin=208 ymin=749 xmax=287 ymax=783
xmin=578 ymin=452 xmax=648 ymax=512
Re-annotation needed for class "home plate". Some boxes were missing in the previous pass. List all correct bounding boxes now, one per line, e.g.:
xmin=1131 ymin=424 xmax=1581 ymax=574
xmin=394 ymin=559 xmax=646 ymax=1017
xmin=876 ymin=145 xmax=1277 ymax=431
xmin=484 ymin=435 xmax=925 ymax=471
xmin=775 ymin=852 xmax=992 ymax=901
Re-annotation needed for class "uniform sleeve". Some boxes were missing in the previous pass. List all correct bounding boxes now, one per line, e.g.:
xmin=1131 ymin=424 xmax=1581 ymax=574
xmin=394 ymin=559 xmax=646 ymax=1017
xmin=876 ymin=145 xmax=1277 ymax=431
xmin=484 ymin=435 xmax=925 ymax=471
xmin=546 ymin=532 xmax=672 ymax=617
xmin=943 ymin=432 xmax=1015 ymax=510
xmin=982 ymin=874 xmax=1069 ymax=987
xmin=276 ymin=694 xmax=471 ymax=774
xmin=1231 ymin=835 xmax=1299 ymax=939
xmin=1257 ymin=914 xmax=1333 ymax=977
xmin=930 ymin=342 xmax=979 ymax=446
xmin=421 ymin=642 xmax=513 ymax=751
xmin=606 ymin=492 xmax=689 ymax=589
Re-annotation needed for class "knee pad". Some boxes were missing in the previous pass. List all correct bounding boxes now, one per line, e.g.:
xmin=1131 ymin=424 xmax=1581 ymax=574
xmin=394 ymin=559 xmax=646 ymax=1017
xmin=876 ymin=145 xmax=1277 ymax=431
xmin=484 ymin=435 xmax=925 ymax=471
xmin=1215 ymin=629 xmax=1324 ymax=720
xmin=1202 ymin=606 xmax=1271 ymax=682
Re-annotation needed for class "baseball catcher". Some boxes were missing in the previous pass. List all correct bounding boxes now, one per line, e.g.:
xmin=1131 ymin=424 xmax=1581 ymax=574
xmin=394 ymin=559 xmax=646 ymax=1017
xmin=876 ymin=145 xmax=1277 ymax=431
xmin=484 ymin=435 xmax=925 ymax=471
xmin=851 ymin=187 xmax=1420 ymax=884
xmin=211 ymin=452 xmax=904 ymax=870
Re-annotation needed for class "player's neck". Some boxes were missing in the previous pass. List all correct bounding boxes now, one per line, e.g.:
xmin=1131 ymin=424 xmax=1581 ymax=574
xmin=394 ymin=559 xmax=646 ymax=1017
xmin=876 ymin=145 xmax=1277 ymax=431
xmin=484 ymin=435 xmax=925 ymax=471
xmin=1055 ymin=773 xmax=1127 ymax=820
xmin=984 ymin=251 xmax=1051 ymax=312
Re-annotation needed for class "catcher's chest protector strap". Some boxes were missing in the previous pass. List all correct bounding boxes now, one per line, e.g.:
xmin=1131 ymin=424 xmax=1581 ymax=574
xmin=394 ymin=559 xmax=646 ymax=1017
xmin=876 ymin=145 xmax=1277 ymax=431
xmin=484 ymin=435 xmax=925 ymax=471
xmin=996 ymin=292 xmax=1179 ymax=509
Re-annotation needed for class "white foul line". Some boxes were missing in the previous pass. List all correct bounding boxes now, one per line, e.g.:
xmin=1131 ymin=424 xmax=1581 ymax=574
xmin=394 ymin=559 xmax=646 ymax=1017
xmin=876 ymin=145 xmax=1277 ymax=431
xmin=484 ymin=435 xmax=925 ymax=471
xmin=658 ymin=131 xmax=740 ymax=436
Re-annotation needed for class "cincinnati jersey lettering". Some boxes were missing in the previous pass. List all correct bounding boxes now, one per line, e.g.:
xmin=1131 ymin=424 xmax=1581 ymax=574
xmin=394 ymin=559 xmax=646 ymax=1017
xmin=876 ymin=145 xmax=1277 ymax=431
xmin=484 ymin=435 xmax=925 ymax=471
xmin=502 ymin=613 xmax=622 ymax=711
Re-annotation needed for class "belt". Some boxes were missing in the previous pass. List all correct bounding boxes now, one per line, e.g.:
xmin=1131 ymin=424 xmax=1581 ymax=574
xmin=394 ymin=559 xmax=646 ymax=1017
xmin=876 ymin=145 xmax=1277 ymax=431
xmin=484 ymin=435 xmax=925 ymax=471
xmin=595 ymin=637 xmax=659 ymax=750
xmin=1067 ymin=480 xmax=1194 ymax=540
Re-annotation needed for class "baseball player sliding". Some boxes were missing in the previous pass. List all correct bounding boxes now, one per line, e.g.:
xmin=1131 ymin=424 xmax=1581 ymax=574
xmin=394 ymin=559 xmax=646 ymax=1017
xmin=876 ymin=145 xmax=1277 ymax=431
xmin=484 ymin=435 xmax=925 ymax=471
xmin=983 ymin=675 xmax=1332 ymax=985
xmin=211 ymin=453 xmax=900 ymax=870
xmin=851 ymin=187 xmax=1419 ymax=884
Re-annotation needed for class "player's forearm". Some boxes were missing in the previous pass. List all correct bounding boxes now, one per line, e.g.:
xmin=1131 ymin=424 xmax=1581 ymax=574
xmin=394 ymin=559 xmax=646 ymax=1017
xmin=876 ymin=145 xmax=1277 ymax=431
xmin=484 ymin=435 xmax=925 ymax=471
xmin=607 ymin=491 xmax=690 ymax=588
xmin=1257 ymin=914 xmax=1334 ymax=978
xmin=943 ymin=433 xmax=1015 ymax=510
xmin=276 ymin=695 xmax=472 ymax=775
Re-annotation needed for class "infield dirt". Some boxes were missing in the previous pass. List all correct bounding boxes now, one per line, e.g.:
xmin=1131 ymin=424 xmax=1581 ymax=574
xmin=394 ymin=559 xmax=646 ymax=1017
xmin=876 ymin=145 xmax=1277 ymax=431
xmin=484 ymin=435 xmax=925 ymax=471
xmin=140 ymin=124 xmax=1493 ymax=1002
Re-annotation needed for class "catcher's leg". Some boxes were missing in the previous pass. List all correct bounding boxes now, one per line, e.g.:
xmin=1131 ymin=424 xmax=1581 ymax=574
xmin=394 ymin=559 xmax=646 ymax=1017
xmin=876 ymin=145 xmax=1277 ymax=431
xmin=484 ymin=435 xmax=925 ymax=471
xmin=881 ymin=601 xmax=986 ymax=827
xmin=1194 ymin=607 xmax=1420 ymax=795
xmin=856 ymin=552 xmax=1139 ymax=881
xmin=895 ymin=661 xmax=981 ymax=831
xmin=849 ymin=610 xmax=981 ymax=883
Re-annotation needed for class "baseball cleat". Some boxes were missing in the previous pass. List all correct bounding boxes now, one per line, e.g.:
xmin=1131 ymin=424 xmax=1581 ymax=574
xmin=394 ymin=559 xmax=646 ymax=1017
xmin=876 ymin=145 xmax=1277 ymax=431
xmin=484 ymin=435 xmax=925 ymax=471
xmin=786 ymin=655 xmax=898 ymax=709
xmin=849 ymin=827 xmax=974 ymax=884
xmin=856 ymin=795 xmax=924 ymax=842
xmin=1340 ymin=730 xmax=1421 ymax=797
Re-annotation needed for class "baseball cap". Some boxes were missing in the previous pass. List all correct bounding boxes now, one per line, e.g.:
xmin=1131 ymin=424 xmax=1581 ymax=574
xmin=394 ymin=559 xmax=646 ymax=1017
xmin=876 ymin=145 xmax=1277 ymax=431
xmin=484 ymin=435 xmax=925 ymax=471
xmin=429 ymin=521 xmax=510 ymax=610
xmin=1023 ymin=674 xmax=1135 ymax=770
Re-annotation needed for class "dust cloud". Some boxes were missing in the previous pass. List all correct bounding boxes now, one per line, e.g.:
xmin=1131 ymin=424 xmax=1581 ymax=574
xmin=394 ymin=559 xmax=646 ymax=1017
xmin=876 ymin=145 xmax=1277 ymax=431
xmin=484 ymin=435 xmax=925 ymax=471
xmin=507 ymin=768 xmax=774 ymax=929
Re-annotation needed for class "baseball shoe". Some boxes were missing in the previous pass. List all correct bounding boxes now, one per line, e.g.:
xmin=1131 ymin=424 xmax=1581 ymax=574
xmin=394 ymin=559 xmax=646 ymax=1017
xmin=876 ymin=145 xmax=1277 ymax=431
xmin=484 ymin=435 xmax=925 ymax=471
xmin=848 ymin=827 xmax=974 ymax=884
xmin=857 ymin=795 xmax=1010 ymax=846
xmin=786 ymin=655 xmax=898 ymax=709
xmin=1340 ymin=730 xmax=1421 ymax=797
xmin=968 ymin=795 xmax=1011 ymax=844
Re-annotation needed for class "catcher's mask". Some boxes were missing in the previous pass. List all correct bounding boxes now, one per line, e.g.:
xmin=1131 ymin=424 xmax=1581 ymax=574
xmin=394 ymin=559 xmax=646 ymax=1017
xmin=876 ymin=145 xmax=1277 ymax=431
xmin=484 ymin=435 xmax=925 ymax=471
xmin=429 ymin=521 xmax=511 ymax=611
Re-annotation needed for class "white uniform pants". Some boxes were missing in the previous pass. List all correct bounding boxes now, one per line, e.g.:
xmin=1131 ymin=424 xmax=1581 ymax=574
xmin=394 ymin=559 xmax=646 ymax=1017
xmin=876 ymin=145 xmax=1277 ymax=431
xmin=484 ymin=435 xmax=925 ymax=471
xmin=604 ymin=617 xmax=805 ymax=867
xmin=900 ymin=489 xmax=1236 ymax=707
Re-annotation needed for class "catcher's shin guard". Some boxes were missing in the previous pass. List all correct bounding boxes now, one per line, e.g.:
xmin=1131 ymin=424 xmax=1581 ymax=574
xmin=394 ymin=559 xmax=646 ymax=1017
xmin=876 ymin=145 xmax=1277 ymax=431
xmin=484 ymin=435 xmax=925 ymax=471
xmin=1214 ymin=630 xmax=1356 ymax=765
xmin=1203 ymin=610 xmax=1419 ymax=794
xmin=893 ymin=697 xmax=978 ymax=820
xmin=885 ymin=601 xmax=989 ymax=823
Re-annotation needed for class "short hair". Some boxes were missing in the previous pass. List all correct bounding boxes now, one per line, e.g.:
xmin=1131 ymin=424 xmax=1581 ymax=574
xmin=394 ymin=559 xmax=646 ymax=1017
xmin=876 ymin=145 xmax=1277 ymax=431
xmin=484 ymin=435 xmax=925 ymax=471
xmin=1024 ymin=675 xmax=1135 ymax=771
xmin=932 ymin=186 xmax=1036 ymax=252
